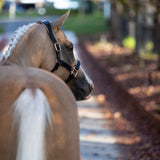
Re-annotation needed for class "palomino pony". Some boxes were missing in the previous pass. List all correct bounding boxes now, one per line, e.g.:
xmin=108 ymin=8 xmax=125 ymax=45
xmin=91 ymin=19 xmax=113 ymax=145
xmin=0 ymin=11 xmax=93 ymax=160
xmin=0 ymin=10 xmax=94 ymax=100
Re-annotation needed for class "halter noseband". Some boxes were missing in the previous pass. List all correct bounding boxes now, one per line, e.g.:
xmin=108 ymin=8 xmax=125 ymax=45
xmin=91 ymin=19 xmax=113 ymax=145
xmin=37 ymin=20 xmax=80 ymax=83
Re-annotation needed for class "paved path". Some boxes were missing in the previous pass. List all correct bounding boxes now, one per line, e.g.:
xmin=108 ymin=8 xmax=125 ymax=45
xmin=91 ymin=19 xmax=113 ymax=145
xmin=78 ymin=97 xmax=126 ymax=160
xmin=66 ymin=33 xmax=130 ymax=160
xmin=0 ymin=16 xmax=57 ymax=33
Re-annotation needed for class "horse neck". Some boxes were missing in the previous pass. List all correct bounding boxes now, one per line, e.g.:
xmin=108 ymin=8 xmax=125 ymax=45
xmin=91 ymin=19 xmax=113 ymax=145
xmin=8 ymin=24 xmax=50 ymax=68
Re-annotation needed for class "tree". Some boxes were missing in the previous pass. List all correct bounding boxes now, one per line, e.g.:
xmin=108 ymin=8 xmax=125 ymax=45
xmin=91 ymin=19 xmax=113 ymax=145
xmin=134 ymin=0 xmax=140 ymax=55
xmin=0 ymin=0 xmax=4 ymax=12
xmin=109 ymin=0 xmax=122 ymax=44
xmin=153 ymin=1 xmax=160 ymax=70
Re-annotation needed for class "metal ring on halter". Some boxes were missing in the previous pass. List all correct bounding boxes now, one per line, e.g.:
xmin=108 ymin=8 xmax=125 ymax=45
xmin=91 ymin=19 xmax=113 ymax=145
xmin=54 ymin=43 xmax=61 ymax=52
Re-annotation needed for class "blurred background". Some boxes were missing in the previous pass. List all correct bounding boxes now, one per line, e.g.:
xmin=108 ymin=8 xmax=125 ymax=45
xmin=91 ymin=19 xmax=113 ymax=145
xmin=1 ymin=0 xmax=160 ymax=63
xmin=0 ymin=0 xmax=160 ymax=56
xmin=1 ymin=0 xmax=160 ymax=159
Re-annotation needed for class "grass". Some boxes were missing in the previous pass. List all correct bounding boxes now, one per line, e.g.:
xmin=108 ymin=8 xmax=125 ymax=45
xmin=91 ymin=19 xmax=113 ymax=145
xmin=16 ymin=11 xmax=40 ymax=18
xmin=45 ymin=8 xmax=77 ymax=16
xmin=0 ymin=9 xmax=108 ymax=36
xmin=0 ymin=8 xmax=77 ymax=19
xmin=64 ymin=13 xmax=108 ymax=36
xmin=0 ymin=26 xmax=3 ymax=33
xmin=0 ymin=10 xmax=40 ymax=19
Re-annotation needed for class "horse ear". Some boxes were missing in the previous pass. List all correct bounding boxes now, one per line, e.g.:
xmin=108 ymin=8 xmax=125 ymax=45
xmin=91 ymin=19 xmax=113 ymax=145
xmin=52 ymin=10 xmax=70 ymax=28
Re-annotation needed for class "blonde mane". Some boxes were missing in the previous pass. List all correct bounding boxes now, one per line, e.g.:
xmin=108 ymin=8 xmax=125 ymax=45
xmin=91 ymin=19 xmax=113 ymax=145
xmin=0 ymin=23 xmax=35 ymax=61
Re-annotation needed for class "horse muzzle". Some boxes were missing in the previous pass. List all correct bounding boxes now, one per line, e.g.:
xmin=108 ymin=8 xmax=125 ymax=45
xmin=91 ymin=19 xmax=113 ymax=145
xmin=75 ymin=81 xmax=94 ymax=101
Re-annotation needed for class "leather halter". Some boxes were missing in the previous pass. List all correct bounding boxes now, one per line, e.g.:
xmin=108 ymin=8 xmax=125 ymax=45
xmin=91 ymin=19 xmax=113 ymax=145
xmin=37 ymin=20 xmax=80 ymax=83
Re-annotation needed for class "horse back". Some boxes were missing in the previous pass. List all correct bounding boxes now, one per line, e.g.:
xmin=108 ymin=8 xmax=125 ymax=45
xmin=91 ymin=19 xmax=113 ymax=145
xmin=0 ymin=66 xmax=80 ymax=160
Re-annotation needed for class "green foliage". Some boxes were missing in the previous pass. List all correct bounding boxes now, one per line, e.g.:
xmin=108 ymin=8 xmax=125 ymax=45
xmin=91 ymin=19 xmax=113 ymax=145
xmin=64 ymin=13 xmax=108 ymax=36
xmin=123 ymin=36 xmax=136 ymax=50
xmin=139 ymin=41 xmax=156 ymax=60
xmin=145 ymin=41 xmax=154 ymax=52
xmin=118 ymin=0 xmax=129 ymax=12
xmin=139 ymin=51 xmax=157 ymax=60
xmin=0 ymin=0 xmax=4 ymax=12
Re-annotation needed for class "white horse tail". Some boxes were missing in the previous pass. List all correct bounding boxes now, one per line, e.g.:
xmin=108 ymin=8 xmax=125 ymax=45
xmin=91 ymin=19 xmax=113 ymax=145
xmin=13 ymin=88 xmax=52 ymax=160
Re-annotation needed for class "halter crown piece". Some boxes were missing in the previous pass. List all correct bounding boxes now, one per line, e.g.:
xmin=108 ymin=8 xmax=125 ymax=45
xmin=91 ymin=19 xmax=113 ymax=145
xmin=37 ymin=20 xmax=80 ymax=83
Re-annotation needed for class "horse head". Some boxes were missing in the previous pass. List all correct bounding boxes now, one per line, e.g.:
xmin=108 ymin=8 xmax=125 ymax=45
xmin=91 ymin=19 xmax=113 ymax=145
xmin=37 ymin=10 xmax=94 ymax=101
xmin=3 ymin=10 xmax=93 ymax=101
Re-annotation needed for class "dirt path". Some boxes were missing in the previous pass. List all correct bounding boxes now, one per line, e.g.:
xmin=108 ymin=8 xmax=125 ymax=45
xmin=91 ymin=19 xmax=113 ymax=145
xmin=75 ymin=36 xmax=160 ymax=160
xmin=71 ymin=34 xmax=132 ymax=159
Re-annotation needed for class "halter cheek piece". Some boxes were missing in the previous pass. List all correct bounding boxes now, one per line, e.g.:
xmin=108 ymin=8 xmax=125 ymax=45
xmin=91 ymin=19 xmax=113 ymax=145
xmin=37 ymin=20 xmax=80 ymax=83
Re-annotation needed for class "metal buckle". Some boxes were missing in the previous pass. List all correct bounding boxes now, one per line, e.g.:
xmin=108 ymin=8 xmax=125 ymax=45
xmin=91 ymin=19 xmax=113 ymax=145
xmin=54 ymin=43 xmax=61 ymax=52
xmin=71 ymin=67 xmax=78 ymax=78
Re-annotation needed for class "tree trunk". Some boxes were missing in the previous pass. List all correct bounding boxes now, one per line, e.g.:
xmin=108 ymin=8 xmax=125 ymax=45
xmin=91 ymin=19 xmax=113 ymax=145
xmin=85 ymin=0 xmax=93 ymax=14
xmin=110 ymin=0 xmax=122 ymax=44
xmin=155 ymin=2 xmax=160 ymax=70
xmin=134 ymin=0 xmax=140 ymax=55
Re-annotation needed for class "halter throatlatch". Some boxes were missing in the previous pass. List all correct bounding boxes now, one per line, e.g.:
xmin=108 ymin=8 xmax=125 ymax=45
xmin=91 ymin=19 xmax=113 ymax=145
xmin=37 ymin=20 xmax=80 ymax=83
